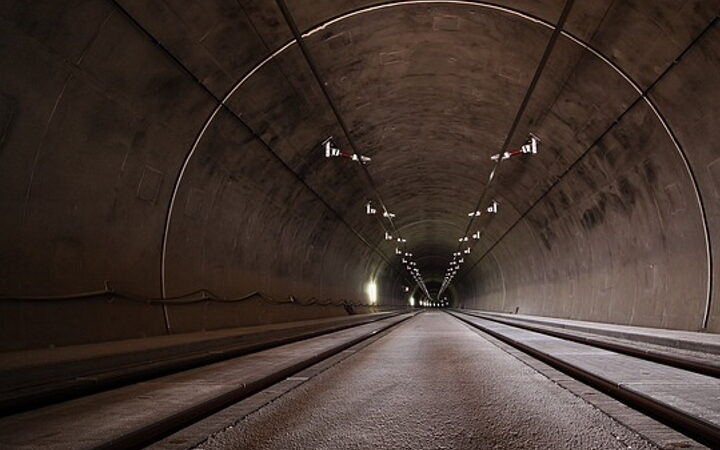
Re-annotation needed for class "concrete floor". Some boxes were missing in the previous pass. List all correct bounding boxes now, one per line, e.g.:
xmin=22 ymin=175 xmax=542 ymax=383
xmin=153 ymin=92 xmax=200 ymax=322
xmin=201 ymin=312 xmax=657 ymax=450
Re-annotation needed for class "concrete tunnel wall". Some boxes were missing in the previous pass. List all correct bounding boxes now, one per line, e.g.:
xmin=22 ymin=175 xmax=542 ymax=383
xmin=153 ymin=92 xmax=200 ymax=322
xmin=455 ymin=1 xmax=720 ymax=333
xmin=0 ymin=1 xmax=719 ymax=350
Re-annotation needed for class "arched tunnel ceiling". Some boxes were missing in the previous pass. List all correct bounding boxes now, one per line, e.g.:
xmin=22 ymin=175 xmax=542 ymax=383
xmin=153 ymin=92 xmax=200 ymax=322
xmin=1 ymin=0 xmax=720 ymax=340
xmin=136 ymin=0 xmax=716 ymax=284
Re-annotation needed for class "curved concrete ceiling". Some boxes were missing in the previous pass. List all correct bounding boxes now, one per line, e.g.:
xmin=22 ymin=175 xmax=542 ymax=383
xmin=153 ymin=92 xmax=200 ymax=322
xmin=1 ymin=0 xmax=719 ymax=347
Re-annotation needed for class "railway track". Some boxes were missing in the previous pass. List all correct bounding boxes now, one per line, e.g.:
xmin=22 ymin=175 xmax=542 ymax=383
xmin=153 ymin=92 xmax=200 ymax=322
xmin=0 ymin=313 xmax=416 ymax=449
xmin=448 ymin=310 xmax=720 ymax=448
xmin=1 ymin=309 xmax=717 ymax=449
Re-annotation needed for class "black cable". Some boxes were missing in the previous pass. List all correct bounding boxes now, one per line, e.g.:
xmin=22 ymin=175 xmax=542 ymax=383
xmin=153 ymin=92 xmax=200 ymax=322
xmin=440 ymin=0 xmax=576 ymax=296
xmin=455 ymin=15 xmax=718 ymax=296
xmin=0 ymin=284 xmax=369 ymax=307
xmin=274 ymin=0 xmax=429 ymax=297
xmin=109 ymin=0 xmax=400 ymax=290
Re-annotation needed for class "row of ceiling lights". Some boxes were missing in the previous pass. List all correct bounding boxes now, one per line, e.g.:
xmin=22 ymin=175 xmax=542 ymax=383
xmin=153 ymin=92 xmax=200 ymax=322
xmin=324 ymin=137 xmax=431 ymax=301
xmin=439 ymin=200 xmax=498 ymax=293
xmin=419 ymin=299 xmax=448 ymax=308
xmin=439 ymin=135 xmax=540 ymax=297
xmin=276 ymin=0 xmax=564 ymax=308
xmin=433 ymin=0 xmax=570 ymax=300
xmin=323 ymin=133 xmax=540 ymax=303
xmin=276 ymin=0 xmax=442 ymax=308
xmin=368 ymin=202 xmax=431 ymax=299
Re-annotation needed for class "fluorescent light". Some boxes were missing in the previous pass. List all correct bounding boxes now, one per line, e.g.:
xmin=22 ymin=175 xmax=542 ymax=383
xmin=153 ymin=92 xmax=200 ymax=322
xmin=365 ymin=280 xmax=377 ymax=305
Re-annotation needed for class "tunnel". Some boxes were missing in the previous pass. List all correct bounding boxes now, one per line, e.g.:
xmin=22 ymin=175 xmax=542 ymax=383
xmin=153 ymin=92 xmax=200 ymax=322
xmin=1 ymin=1 xmax=719 ymax=449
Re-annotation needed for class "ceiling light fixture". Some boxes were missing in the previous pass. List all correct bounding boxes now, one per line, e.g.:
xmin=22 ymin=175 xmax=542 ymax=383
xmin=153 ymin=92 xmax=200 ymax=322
xmin=322 ymin=137 xmax=371 ymax=164
xmin=486 ymin=200 xmax=499 ymax=214
xmin=490 ymin=135 xmax=539 ymax=162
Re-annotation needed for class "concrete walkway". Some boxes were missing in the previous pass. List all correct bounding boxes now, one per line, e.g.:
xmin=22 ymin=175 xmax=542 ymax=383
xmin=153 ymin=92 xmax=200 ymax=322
xmin=0 ymin=314 xmax=410 ymax=449
xmin=452 ymin=310 xmax=720 ymax=445
xmin=203 ymin=312 xmax=658 ymax=450
xmin=473 ymin=311 xmax=720 ymax=354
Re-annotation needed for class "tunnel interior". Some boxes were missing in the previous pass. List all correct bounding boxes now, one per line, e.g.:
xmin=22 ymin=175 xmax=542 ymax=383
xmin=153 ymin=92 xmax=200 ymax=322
xmin=1 ymin=1 xmax=719 ymax=351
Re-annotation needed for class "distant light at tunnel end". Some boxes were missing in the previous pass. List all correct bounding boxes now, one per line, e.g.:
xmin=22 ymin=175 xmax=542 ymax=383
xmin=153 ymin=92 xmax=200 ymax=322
xmin=365 ymin=280 xmax=377 ymax=305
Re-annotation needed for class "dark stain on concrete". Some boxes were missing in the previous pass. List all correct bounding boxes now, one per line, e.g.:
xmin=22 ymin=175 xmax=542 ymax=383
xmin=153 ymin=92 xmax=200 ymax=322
xmin=581 ymin=207 xmax=599 ymax=230
xmin=580 ymin=191 xmax=610 ymax=231
xmin=558 ymin=190 xmax=571 ymax=209
xmin=0 ymin=93 xmax=17 ymax=155
xmin=539 ymin=231 xmax=552 ymax=250
xmin=642 ymin=159 xmax=658 ymax=185
xmin=617 ymin=175 xmax=637 ymax=209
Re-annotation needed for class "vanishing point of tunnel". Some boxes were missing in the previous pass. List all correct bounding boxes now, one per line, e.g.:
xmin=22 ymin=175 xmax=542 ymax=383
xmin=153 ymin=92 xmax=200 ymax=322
xmin=1 ymin=1 xmax=719 ymax=449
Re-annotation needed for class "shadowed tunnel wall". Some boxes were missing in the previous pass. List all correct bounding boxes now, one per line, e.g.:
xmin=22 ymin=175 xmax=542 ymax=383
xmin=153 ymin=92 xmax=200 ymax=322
xmin=0 ymin=1 xmax=718 ymax=350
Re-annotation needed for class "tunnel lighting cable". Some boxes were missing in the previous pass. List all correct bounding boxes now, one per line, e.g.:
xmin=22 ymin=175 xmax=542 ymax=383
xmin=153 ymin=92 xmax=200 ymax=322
xmin=438 ymin=0 xmax=575 ymax=299
xmin=292 ymin=0 xmax=711 ymax=320
xmin=327 ymin=141 xmax=429 ymax=299
xmin=110 ymin=1 xmax=415 ymax=318
xmin=136 ymin=0 xmax=709 ymax=320
xmin=438 ymin=102 xmax=539 ymax=293
xmin=363 ymin=198 xmax=419 ymax=291
xmin=437 ymin=159 xmax=528 ymax=295
xmin=275 ymin=0 xmax=430 ymax=299
xmin=0 ymin=284 xmax=373 ymax=307
xmin=452 ymin=18 xmax=717 ymax=327
xmin=328 ymin=138 xmax=427 ymax=297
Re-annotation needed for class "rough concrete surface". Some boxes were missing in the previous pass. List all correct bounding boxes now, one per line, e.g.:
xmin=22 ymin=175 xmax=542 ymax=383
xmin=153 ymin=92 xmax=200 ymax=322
xmin=2 ymin=2 xmax=720 ymax=352
xmin=0 ymin=315 xmax=410 ymax=449
xmin=200 ymin=312 xmax=658 ymax=450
